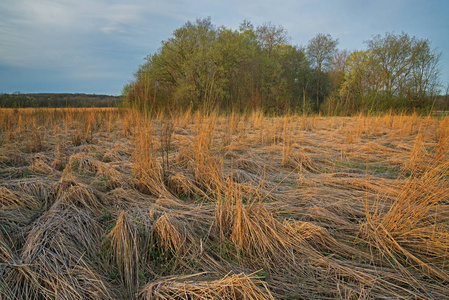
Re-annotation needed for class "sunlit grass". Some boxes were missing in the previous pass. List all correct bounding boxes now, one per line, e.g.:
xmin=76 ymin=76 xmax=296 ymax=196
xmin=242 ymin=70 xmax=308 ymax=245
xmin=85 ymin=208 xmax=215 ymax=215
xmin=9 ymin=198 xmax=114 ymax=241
xmin=0 ymin=108 xmax=448 ymax=299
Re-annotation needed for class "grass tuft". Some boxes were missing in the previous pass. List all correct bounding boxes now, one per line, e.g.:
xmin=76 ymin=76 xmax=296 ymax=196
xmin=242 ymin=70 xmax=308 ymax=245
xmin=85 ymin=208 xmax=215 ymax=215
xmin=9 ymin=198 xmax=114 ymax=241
xmin=105 ymin=211 xmax=140 ymax=296
xmin=138 ymin=272 xmax=274 ymax=300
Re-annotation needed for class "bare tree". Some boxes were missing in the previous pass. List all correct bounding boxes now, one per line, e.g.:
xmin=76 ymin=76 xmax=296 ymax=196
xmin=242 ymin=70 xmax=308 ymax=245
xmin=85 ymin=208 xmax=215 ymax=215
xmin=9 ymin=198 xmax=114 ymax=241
xmin=307 ymin=33 xmax=339 ymax=108
xmin=256 ymin=22 xmax=290 ymax=55
xmin=366 ymin=32 xmax=441 ymax=109
xmin=329 ymin=49 xmax=349 ymax=90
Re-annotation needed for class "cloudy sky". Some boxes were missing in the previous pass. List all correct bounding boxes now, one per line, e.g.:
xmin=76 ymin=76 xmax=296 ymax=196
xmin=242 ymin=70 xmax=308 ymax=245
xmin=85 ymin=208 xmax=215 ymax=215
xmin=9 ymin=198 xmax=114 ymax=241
xmin=1 ymin=0 xmax=448 ymax=95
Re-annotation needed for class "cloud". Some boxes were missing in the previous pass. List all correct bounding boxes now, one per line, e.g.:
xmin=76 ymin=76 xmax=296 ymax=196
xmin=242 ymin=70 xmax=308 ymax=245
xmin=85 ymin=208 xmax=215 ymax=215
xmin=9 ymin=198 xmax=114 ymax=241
xmin=0 ymin=0 xmax=186 ymax=65
xmin=101 ymin=22 xmax=127 ymax=35
xmin=98 ymin=4 xmax=143 ymax=35
xmin=0 ymin=0 xmax=448 ymax=94
xmin=0 ymin=0 xmax=191 ymax=93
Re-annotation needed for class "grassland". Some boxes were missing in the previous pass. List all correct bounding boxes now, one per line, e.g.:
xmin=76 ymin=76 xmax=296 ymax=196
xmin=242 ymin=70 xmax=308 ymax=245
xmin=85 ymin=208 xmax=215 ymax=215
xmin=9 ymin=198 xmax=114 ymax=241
xmin=0 ymin=107 xmax=448 ymax=299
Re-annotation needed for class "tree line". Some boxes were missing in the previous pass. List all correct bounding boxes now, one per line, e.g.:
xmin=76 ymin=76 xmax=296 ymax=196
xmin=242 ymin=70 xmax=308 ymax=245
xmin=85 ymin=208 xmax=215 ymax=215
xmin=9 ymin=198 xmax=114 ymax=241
xmin=0 ymin=93 xmax=120 ymax=108
xmin=123 ymin=17 xmax=444 ymax=114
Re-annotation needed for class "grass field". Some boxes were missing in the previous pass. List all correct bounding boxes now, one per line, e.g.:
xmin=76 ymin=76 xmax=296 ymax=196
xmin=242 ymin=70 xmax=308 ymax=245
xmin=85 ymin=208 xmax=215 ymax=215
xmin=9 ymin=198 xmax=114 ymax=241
xmin=1 ymin=107 xmax=449 ymax=299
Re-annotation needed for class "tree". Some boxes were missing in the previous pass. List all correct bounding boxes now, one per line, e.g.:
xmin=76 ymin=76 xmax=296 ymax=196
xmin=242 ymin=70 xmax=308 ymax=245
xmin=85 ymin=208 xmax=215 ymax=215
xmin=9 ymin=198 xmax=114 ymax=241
xmin=366 ymin=32 xmax=441 ymax=111
xmin=366 ymin=32 xmax=412 ymax=100
xmin=144 ymin=17 xmax=219 ymax=111
xmin=329 ymin=49 xmax=349 ymax=90
xmin=338 ymin=50 xmax=378 ymax=113
xmin=123 ymin=19 xmax=441 ymax=115
xmin=277 ymin=45 xmax=311 ymax=112
xmin=256 ymin=22 xmax=289 ymax=55
xmin=307 ymin=33 xmax=339 ymax=109
xmin=216 ymin=25 xmax=259 ymax=110
xmin=408 ymin=39 xmax=441 ymax=107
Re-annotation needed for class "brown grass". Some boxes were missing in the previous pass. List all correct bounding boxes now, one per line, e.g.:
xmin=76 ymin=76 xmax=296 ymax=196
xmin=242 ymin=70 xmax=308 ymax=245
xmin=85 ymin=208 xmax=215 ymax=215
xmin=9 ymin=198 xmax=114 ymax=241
xmin=106 ymin=211 xmax=140 ymax=296
xmin=361 ymin=159 xmax=449 ymax=281
xmin=1 ymin=107 xmax=449 ymax=299
xmin=139 ymin=272 xmax=274 ymax=300
xmin=0 ymin=186 xmax=39 ymax=209
xmin=153 ymin=213 xmax=190 ymax=257
xmin=15 ymin=203 xmax=111 ymax=299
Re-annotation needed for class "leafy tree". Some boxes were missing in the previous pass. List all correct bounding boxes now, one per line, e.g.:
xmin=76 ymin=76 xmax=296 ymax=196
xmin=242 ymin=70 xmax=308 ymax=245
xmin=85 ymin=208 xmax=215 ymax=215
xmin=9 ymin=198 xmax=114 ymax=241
xmin=277 ymin=44 xmax=311 ymax=112
xmin=123 ymin=20 xmax=442 ymax=115
xmin=338 ymin=50 xmax=378 ymax=113
xmin=215 ymin=26 xmax=259 ymax=111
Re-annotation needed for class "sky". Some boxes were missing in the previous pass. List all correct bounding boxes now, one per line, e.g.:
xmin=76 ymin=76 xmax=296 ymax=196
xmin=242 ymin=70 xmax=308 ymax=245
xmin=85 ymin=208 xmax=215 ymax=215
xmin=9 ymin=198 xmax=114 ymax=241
xmin=0 ymin=0 xmax=448 ymax=96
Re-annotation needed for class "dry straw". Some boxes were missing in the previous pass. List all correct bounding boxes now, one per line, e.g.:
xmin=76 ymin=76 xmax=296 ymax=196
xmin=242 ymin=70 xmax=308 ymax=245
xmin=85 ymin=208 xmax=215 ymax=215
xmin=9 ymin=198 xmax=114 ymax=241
xmin=2 ymin=108 xmax=449 ymax=299
xmin=361 ymin=159 xmax=449 ymax=281
xmin=139 ymin=272 xmax=274 ymax=300
xmin=106 ymin=211 xmax=140 ymax=296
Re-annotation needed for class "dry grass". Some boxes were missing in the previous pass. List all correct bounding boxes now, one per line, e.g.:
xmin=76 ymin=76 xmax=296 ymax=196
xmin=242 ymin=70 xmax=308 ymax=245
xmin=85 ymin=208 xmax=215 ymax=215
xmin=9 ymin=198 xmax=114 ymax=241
xmin=153 ymin=213 xmax=190 ymax=257
xmin=1 ymin=107 xmax=448 ymax=299
xmin=139 ymin=272 xmax=274 ymax=300
xmin=361 ymin=159 xmax=449 ymax=281
xmin=0 ymin=186 xmax=39 ymax=209
xmin=5 ymin=202 xmax=112 ymax=299
xmin=106 ymin=211 xmax=140 ymax=296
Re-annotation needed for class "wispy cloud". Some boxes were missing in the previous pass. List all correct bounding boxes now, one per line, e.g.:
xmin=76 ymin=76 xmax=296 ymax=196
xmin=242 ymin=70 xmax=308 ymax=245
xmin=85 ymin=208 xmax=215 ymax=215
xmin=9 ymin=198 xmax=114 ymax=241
xmin=0 ymin=0 xmax=448 ymax=94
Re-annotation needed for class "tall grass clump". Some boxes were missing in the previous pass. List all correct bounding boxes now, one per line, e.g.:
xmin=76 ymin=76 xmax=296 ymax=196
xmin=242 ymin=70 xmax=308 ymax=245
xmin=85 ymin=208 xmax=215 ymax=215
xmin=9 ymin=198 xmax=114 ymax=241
xmin=361 ymin=159 xmax=449 ymax=281
xmin=436 ymin=117 xmax=449 ymax=161
xmin=153 ymin=213 xmax=189 ymax=258
xmin=150 ymin=211 xmax=206 ymax=274
xmin=105 ymin=211 xmax=140 ymax=297
xmin=192 ymin=112 xmax=223 ymax=192
xmin=174 ymin=111 xmax=224 ymax=197
xmin=132 ymin=114 xmax=165 ymax=196
xmin=215 ymin=179 xmax=318 ymax=269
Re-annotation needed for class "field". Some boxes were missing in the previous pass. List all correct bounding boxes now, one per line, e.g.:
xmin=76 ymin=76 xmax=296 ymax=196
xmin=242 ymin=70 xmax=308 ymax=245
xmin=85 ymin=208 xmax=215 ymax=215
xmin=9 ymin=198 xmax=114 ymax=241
xmin=1 ymin=107 xmax=449 ymax=299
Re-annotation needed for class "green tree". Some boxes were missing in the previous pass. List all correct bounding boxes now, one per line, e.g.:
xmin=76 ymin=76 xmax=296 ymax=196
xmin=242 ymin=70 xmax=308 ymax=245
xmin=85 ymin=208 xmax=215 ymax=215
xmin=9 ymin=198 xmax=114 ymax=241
xmin=215 ymin=25 xmax=259 ymax=111
xmin=277 ymin=44 xmax=311 ymax=112
xmin=123 ymin=20 xmax=441 ymax=115
xmin=338 ymin=50 xmax=379 ymax=113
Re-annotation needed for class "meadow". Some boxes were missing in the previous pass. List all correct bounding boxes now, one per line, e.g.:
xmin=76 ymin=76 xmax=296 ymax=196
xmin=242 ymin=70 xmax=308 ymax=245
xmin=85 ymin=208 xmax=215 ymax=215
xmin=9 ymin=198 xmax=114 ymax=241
xmin=1 ymin=107 xmax=449 ymax=299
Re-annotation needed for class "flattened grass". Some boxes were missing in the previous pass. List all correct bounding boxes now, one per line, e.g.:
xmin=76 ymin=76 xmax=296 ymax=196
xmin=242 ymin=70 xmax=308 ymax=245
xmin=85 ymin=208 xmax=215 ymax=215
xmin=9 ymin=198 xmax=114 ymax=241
xmin=0 ymin=108 xmax=448 ymax=299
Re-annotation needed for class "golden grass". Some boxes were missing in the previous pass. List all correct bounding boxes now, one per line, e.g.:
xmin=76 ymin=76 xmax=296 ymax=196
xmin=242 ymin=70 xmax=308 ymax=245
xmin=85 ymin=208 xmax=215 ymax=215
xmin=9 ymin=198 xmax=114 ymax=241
xmin=1 ymin=107 xmax=449 ymax=299
xmin=0 ymin=186 xmax=39 ymax=209
xmin=106 ymin=211 xmax=140 ymax=296
xmin=153 ymin=213 xmax=190 ymax=257
xmin=52 ymin=178 xmax=106 ymax=211
xmin=139 ymin=272 xmax=274 ymax=300
xmin=13 ymin=202 xmax=112 ymax=299
xmin=361 ymin=159 xmax=449 ymax=281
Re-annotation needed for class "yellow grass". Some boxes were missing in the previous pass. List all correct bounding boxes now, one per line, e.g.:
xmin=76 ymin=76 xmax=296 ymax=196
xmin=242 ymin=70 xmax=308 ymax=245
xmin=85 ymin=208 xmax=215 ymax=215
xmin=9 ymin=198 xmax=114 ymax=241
xmin=0 ymin=107 xmax=448 ymax=299
xmin=139 ymin=272 xmax=274 ymax=300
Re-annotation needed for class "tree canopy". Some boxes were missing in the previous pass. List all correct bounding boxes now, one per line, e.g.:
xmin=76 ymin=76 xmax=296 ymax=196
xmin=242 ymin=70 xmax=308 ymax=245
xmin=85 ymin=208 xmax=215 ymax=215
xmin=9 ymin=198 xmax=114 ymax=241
xmin=123 ymin=19 xmax=443 ymax=115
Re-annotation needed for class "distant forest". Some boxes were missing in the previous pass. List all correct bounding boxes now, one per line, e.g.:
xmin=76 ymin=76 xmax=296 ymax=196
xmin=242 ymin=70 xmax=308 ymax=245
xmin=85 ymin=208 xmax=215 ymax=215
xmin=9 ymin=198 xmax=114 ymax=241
xmin=0 ymin=93 xmax=120 ymax=108
xmin=124 ymin=17 xmax=448 ymax=115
